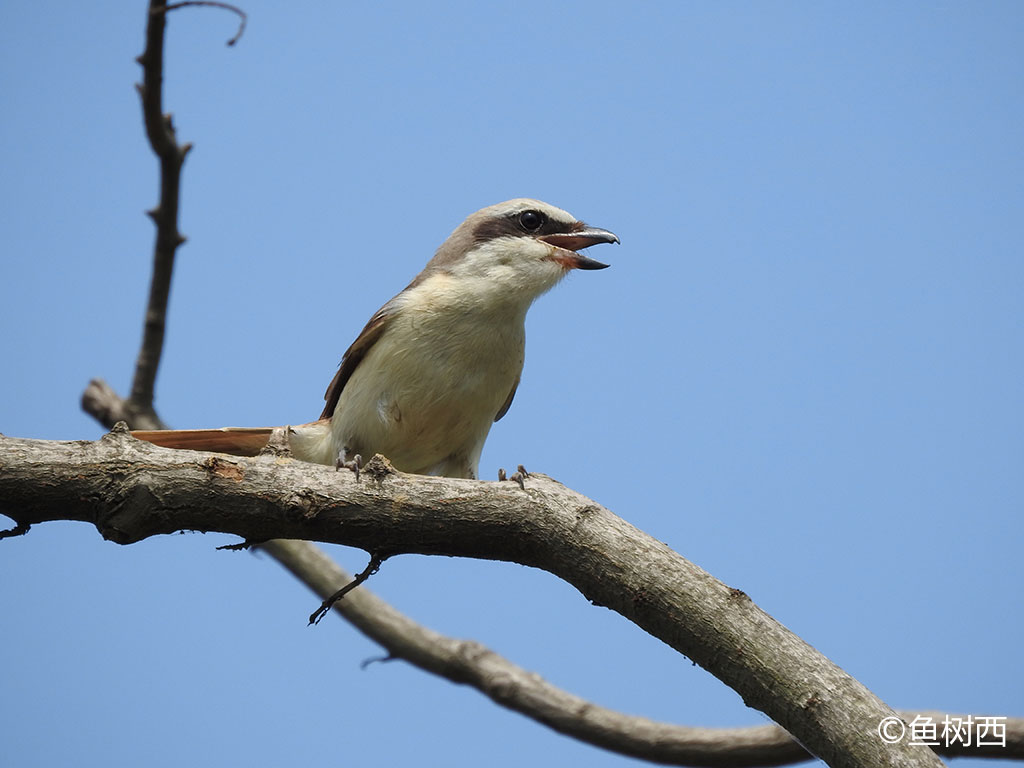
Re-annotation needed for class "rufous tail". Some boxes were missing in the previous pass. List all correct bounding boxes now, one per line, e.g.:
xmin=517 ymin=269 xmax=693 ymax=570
xmin=131 ymin=427 xmax=277 ymax=457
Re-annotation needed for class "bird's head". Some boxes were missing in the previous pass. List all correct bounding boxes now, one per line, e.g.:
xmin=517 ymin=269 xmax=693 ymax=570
xmin=422 ymin=199 xmax=619 ymax=306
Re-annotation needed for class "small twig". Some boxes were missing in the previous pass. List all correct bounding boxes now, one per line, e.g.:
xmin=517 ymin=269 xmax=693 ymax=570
xmin=82 ymin=378 xmax=167 ymax=430
xmin=217 ymin=539 xmax=265 ymax=551
xmin=360 ymin=654 xmax=396 ymax=670
xmin=162 ymin=1 xmax=248 ymax=46
xmin=0 ymin=520 xmax=31 ymax=540
xmin=308 ymin=553 xmax=386 ymax=626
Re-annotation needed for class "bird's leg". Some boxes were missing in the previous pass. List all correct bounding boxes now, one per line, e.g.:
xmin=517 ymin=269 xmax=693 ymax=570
xmin=512 ymin=463 xmax=530 ymax=487
xmin=498 ymin=464 xmax=530 ymax=490
xmin=336 ymin=451 xmax=363 ymax=481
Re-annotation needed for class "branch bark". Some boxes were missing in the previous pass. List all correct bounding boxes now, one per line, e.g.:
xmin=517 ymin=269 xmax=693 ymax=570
xmin=266 ymin=538 xmax=1024 ymax=765
xmin=1 ymin=431 xmax=951 ymax=768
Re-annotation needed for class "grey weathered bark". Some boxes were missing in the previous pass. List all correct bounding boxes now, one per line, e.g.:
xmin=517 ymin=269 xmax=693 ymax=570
xmin=1 ymin=431 xmax=951 ymax=768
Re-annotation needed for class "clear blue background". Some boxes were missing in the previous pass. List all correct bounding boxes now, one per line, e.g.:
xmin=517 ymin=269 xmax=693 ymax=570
xmin=1 ymin=2 xmax=1020 ymax=766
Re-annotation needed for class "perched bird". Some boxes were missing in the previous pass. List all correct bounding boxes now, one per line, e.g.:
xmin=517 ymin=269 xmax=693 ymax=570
xmin=134 ymin=199 xmax=618 ymax=479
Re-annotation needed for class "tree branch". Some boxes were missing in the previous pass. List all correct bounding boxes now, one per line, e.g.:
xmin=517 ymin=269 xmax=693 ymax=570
xmin=81 ymin=377 xmax=165 ymax=431
xmin=128 ymin=0 xmax=192 ymax=423
xmin=57 ymin=5 xmax=1017 ymax=767
xmin=0 ymin=431 xmax=959 ymax=767
xmin=164 ymin=2 xmax=247 ymax=46
xmin=267 ymin=538 xmax=1023 ymax=765
xmin=266 ymin=538 xmax=814 ymax=767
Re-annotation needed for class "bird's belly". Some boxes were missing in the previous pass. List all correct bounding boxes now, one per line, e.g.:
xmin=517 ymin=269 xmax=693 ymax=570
xmin=330 ymin=323 xmax=523 ymax=475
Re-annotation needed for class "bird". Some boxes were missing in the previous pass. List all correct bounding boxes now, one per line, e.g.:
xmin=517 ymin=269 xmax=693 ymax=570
xmin=132 ymin=199 xmax=618 ymax=479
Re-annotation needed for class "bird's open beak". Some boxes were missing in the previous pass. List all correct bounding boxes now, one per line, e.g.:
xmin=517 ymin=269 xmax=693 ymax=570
xmin=539 ymin=226 xmax=619 ymax=270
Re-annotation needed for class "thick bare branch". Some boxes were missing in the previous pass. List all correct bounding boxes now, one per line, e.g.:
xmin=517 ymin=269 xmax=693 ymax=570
xmin=79 ymin=382 xmax=829 ymax=768
xmin=0 ymin=432 xmax=955 ymax=768
xmin=77 ymin=388 xmax=834 ymax=767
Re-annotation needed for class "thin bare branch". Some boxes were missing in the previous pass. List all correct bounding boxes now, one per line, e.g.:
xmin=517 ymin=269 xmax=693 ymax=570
xmin=266 ymin=538 xmax=813 ymax=766
xmin=308 ymin=552 xmax=386 ymax=625
xmin=0 ymin=519 xmax=31 ymax=540
xmin=85 ymin=0 xmax=244 ymax=428
xmin=163 ymin=1 xmax=247 ymax=46
xmin=266 ymin=538 xmax=1024 ymax=765
xmin=130 ymin=0 xmax=191 ymax=418
xmin=82 ymin=377 xmax=167 ymax=430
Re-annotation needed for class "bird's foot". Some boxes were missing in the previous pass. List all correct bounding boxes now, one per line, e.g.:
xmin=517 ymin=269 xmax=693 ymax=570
xmin=498 ymin=464 xmax=530 ymax=490
xmin=336 ymin=452 xmax=363 ymax=481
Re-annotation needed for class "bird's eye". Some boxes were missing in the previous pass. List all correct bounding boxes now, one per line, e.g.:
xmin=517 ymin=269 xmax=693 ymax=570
xmin=518 ymin=210 xmax=545 ymax=231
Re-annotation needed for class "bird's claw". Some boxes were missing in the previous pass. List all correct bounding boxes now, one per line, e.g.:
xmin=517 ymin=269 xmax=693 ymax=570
xmin=498 ymin=464 xmax=530 ymax=490
xmin=336 ymin=452 xmax=363 ymax=481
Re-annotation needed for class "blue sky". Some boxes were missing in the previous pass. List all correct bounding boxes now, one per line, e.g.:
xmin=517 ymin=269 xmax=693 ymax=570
xmin=1 ymin=2 xmax=1021 ymax=766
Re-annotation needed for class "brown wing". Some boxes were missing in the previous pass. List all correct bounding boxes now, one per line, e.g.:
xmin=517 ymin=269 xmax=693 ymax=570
xmin=132 ymin=428 xmax=275 ymax=456
xmin=494 ymin=374 xmax=520 ymax=422
xmin=320 ymin=306 xmax=392 ymax=420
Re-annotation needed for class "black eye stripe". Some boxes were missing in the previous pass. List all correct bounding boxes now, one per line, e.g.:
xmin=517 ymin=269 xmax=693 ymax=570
xmin=468 ymin=207 xmax=576 ymax=246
